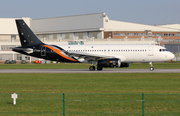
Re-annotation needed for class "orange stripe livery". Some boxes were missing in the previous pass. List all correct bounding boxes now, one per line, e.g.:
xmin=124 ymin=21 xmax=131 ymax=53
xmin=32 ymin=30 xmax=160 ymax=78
xmin=42 ymin=45 xmax=77 ymax=62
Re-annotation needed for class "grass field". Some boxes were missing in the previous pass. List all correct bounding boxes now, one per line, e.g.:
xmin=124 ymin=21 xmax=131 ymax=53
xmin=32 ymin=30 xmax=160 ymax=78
xmin=0 ymin=73 xmax=180 ymax=115
xmin=0 ymin=61 xmax=180 ymax=69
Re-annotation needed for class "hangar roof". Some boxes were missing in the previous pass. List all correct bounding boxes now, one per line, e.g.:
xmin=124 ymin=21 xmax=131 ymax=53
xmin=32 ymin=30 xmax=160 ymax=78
xmin=31 ymin=13 xmax=179 ymax=34
xmin=0 ymin=13 xmax=179 ymax=35
xmin=155 ymin=24 xmax=180 ymax=31
xmin=104 ymin=20 xmax=179 ymax=32
xmin=31 ymin=13 xmax=104 ymax=34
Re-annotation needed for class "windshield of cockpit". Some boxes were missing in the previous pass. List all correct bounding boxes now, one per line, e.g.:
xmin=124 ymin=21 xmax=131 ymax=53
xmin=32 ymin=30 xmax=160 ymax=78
xmin=159 ymin=49 xmax=167 ymax=52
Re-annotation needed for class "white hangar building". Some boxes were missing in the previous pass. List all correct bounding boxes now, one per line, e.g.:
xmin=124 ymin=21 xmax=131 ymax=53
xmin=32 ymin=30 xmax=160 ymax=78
xmin=0 ymin=13 xmax=180 ymax=62
xmin=26 ymin=13 xmax=180 ymax=42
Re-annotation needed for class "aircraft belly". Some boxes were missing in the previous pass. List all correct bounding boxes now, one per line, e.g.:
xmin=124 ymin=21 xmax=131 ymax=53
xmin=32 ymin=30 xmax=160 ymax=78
xmin=44 ymin=52 xmax=78 ymax=62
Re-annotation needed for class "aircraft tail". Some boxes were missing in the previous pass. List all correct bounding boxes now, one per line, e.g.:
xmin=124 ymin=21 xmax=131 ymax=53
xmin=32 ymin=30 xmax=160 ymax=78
xmin=15 ymin=19 xmax=44 ymax=47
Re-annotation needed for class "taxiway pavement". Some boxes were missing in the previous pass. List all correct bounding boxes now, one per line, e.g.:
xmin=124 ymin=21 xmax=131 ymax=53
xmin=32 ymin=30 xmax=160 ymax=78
xmin=0 ymin=69 xmax=179 ymax=73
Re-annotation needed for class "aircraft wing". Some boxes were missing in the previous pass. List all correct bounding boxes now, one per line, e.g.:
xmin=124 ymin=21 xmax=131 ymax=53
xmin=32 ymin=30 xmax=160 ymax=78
xmin=66 ymin=51 xmax=115 ymax=62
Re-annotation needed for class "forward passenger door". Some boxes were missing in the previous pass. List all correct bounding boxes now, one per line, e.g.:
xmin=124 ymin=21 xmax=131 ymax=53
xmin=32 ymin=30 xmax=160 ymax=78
xmin=148 ymin=46 xmax=154 ymax=56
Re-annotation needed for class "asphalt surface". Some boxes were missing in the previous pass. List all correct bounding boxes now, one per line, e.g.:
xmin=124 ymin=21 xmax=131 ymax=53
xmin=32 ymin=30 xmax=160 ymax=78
xmin=0 ymin=69 xmax=179 ymax=73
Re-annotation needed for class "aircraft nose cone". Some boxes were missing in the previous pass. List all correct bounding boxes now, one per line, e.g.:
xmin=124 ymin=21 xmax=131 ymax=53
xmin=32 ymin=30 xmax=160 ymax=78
xmin=169 ymin=53 xmax=175 ymax=60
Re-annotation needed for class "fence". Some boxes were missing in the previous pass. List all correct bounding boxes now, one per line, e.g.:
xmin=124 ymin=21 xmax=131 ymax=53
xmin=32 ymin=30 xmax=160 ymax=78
xmin=0 ymin=93 xmax=180 ymax=115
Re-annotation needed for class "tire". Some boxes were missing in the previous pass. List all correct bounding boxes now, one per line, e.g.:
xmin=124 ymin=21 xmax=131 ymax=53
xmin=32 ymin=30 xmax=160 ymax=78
xmin=97 ymin=66 xmax=103 ymax=71
xmin=150 ymin=67 xmax=154 ymax=71
xmin=89 ymin=66 xmax=95 ymax=71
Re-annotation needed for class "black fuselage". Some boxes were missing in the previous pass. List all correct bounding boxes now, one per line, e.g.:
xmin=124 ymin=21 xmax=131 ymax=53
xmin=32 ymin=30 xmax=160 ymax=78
xmin=13 ymin=44 xmax=78 ymax=63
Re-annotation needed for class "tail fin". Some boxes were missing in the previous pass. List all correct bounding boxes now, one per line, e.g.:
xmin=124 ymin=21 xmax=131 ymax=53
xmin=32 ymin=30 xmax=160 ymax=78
xmin=16 ymin=19 xmax=44 ymax=47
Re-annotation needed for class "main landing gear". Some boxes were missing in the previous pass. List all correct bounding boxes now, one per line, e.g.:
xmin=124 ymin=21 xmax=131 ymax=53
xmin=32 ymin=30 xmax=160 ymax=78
xmin=149 ymin=62 xmax=154 ymax=71
xmin=89 ymin=66 xmax=95 ymax=71
xmin=89 ymin=66 xmax=103 ymax=71
xmin=97 ymin=66 xmax=103 ymax=71
xmin=89 ymin=61 xmax=103 ymax=71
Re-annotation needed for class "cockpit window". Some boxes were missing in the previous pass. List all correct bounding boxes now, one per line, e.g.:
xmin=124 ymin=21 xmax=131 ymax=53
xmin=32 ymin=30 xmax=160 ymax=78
xmin=159 ymin=49 xmax=167 ymax=52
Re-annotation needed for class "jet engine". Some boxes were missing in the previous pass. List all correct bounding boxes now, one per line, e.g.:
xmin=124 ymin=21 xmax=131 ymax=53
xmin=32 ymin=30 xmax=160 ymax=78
xmin=97 ymin=58 xmax=121 ymax=68
xmin=97 ymin=58 xmax=130 ymax=68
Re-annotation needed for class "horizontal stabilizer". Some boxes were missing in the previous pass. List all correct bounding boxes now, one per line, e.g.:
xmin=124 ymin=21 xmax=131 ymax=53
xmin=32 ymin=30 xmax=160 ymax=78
xmin=13 ymin=48 xmax=33 ymax=54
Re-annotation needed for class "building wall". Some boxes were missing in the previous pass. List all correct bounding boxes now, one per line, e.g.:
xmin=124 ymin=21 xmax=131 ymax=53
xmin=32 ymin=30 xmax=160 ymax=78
xmin=0 ymin=18 xmax=18 ymax=35
xmin=0 ymin=17 xmax=31 ymax=35
xmin=104 ymin=31 xmax=180 ymax=45
xmin=165 ymin=44 xmax=180 ymax=53
xmin=36 ymin=31 xmax=103 ymax=40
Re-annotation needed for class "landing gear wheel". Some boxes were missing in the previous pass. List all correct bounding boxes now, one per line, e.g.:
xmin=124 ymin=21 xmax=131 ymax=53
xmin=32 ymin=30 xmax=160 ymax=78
xmin=150 ymin=67 xmax=154 ymax=71
xmin=97 ymin=66 xmax=103 ymax=71
xmin=89 ymin=66 xmax=95 ymax=71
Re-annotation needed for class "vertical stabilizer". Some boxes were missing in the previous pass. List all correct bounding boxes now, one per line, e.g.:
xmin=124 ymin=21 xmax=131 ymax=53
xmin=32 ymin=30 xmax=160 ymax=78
xmin=16 ymin=19 xmax=44 ymax=47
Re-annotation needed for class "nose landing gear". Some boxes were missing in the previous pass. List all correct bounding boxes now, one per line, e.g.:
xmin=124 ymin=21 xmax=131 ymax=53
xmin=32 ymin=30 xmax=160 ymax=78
xmin=149 ymin=62 xmax=154 ymax=71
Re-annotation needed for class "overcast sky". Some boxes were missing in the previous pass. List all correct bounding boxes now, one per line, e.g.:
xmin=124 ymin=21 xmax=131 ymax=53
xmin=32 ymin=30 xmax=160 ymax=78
xmin=0 ymin=0 xmax=179 ymax=25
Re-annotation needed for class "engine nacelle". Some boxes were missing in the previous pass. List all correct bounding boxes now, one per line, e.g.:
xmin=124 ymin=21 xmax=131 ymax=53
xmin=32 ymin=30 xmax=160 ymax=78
xmin=97 ymin=58 xmax=130 ymax=68
xmin=97 ymin=58 xmax=121 ymax=68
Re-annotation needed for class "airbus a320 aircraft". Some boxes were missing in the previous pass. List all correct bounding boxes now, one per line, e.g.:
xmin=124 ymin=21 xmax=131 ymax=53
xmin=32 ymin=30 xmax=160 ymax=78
xmin=13 ymin=20 xmax=175 ymax=71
